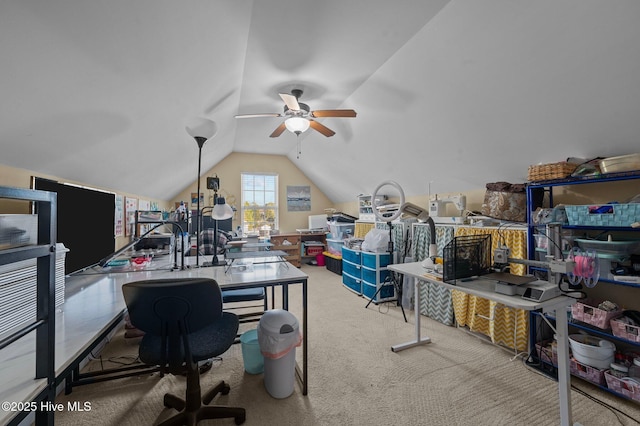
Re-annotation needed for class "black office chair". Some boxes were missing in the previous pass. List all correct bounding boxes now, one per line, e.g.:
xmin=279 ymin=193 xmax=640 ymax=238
xmin=122 ymin=278 xmax=246 ymax=426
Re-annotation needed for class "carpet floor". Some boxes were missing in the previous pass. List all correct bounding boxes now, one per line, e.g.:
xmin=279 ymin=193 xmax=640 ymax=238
xmin=54 ymin=264 xmax=640 ymax=425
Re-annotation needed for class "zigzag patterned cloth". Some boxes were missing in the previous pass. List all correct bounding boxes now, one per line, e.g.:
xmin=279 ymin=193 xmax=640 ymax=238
xmin=451 ymin=227 xmax=528 ymax=352
xmin=412 ymin=224 xmax=456 ymax=326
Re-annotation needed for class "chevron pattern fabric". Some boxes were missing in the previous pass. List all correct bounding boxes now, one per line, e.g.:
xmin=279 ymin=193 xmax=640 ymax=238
xmin=452 ymin=226 xmax=529 ymax=351
xmin=413 ymin=224 xmax=456 ymax=326
xmin=418 ymin=280 xmax=455 ymax=325
xmin=375 ymin=221 xmax=408 ymax=256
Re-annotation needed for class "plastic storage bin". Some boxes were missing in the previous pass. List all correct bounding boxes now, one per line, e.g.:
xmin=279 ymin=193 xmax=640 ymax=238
xmin=362 ymin=282 xmax=395 ymax=302
xmin=568 ymin=334 xmax=615 ymax=369
xmin=361 ymin=251 xmax=390 ymax=269
xmin=326 ymin=238 xmax=344 ymax=256
xmin=323 ymin=252 xmax=342 ymax=275
xmin=329 ymin=223 xmax=355 ymax=239
xmin=342 ymin=273 xmax=362 ymax=295
xmin=305 ymin=244 xmax=324 ymax=256
xmin=342 ymin=247 xmax=361 ymax=264
xmin=362 ymin=267 xmax=389 ymax=284
xmin=258 ymin=309 xmax=302 ymax=399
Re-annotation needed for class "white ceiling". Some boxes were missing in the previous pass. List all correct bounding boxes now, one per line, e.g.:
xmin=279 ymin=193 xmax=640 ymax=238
xmin=2 ymin=1 xmax=640 ymax=204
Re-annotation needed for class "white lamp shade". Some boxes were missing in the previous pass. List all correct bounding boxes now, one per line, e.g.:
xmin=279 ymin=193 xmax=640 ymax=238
xmin=185 ymin=117 xmax=218 ymax=139
xmin=285 ymin=117 xmax=310 ymax=134
xmin=211 ymin=201 xmax=234 ymax=220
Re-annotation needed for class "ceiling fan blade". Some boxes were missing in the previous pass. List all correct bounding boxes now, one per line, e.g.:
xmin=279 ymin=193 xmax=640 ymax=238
xmin=309 ymin=120 xmax=335 ymax=137
xmin=235 ymin=113 xmax=281 ymax=119
xmin=279 ymin=93 xmax=300 ymax=111
xmin=269 ymin=122 xmax=287 ymax=138
xmin=311 ymin=109 xmax=357 ymax=118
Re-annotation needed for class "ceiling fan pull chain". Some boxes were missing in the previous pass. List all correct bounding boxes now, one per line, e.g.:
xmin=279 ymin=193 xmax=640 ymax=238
xmin=296 ymin=135 xmax=301 ymax=159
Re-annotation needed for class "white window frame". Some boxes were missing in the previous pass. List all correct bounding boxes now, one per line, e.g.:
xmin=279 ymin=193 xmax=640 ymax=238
xmin=241 ymin=173 xmax=278 ymax=235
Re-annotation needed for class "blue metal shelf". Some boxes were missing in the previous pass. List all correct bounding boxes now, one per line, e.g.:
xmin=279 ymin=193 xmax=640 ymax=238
xmin=529 ymin=311 xmax=640 ymax=404
xmin=526 ymin=171 xmax=640 ymax=406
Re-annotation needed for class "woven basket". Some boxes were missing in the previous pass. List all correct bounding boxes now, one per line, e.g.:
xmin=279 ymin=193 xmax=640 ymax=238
xmin=527 ymin=162 xmax=577 ymax=182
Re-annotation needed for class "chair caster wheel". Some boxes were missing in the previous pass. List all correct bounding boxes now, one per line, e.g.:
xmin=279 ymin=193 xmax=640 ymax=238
xmin=222 ymin=383 xmax=231 ymax=395
xmin=234 ymin=413 xmax=246 ymax=425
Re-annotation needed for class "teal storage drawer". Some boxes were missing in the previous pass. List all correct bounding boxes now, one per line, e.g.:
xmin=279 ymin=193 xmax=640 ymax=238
xmin=342 ymin=272 xmax=362 ymax=295
xmin=342 ymin=259 xmax=362 ymax=279
xmin=342 ymin=247 xmax=361 ymax=264
xmin=361 ymin=251 xmax=390 ymax=269
xmin=362 ymin=266 xmax=389 ymax=285
xmin=362 ymin=282 xmax=395 ymax=303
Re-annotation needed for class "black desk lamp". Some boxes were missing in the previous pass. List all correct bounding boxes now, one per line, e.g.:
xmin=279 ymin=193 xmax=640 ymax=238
xmin=186 ymin=117 xmax=218 ymax=267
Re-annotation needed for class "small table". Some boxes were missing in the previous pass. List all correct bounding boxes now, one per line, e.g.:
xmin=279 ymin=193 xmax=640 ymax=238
xmin=388 ymin=262 xmax=577 ymax=426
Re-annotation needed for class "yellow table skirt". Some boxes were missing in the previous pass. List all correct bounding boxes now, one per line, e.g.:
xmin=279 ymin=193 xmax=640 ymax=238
xmin=451 ymin=227 xmax=529 ymax=352
xmin=452 ymin=290 xmax=528 ymax=351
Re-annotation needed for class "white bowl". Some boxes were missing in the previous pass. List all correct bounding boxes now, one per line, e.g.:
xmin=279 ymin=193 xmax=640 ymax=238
xmin=569 ymin=334 xmax=615 ymax=370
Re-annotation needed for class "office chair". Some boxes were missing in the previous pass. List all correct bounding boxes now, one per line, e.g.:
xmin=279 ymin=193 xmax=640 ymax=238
xmin=122 ymin=278 xmax=246 ymax=426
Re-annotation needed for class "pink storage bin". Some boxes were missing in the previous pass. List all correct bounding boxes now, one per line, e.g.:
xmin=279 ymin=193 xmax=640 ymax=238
xmin=570 ymin=357 xmax=606 ymax=386
xmin=610 ymin=317 xmax=640 ymax=343
xmin=571 ymin=299 xmax=622 ymax=329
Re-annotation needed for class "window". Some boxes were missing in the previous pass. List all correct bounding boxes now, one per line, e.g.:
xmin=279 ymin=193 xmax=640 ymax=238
xmin=241 ymin=173 xmax=278 ymax=235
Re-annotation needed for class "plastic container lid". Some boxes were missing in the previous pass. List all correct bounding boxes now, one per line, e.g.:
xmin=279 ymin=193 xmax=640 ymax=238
xmin=258 ymin=309 xmax=302 ymax=359
xmin=610 ymin=363 xmax=629 ymax=373
xmin=259 ymin=309 xmax=299 ymax=335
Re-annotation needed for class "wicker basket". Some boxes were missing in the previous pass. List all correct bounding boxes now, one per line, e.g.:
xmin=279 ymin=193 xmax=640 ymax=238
xmin=527 ymin=162 xmax=577 ymax=182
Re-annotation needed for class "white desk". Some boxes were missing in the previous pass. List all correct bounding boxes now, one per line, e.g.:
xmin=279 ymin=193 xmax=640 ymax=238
xmin=0 ymin=257 xmax=308 ymax=425
xmin=388 ymin=262 xmax=577 ymax=426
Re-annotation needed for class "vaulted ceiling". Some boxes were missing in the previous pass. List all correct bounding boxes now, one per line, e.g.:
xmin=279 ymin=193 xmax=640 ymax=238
xmin=2 ymin=1 xmax=640 ymax=204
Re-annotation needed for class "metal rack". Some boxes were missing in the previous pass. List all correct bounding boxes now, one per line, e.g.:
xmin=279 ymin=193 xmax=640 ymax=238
xmin=0 ymin=186 xmax=57 ymax=426
xmin=525 ymin=171 xmax=640 ymax=403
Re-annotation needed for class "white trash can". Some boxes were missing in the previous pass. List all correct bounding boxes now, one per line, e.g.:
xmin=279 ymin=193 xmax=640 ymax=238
xmin=257 ymin=309 xmax=302 ymax=399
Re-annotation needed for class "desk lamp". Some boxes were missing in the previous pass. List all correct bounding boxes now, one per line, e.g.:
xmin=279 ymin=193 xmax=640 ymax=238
xmin=210 ymin=195 xmax=234 ymax=266
xmin=186 ymin=117 xmax=218 ymax=267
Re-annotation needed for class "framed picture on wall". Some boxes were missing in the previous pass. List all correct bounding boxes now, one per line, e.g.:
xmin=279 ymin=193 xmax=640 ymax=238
xmin=114 ymin=194 xmax=124 ymax=237
xmin=191 ymin=192 xmax=204 ymax=209
xmin=125 ymin=197 xmax=138 ymax=237
xmin=287 ymin=185 xmax=311 ymax=211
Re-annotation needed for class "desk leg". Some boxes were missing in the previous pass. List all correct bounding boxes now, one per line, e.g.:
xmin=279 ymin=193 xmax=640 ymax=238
xmin=391 ymin=279 xmax=431 ymax=352
xmin=293 ymin=279 xmax=308 ymax=395
xmin=554 ymin=306 xmax=574 ymax=426
xmin=302 ymin=278 xmax=307 ymax=395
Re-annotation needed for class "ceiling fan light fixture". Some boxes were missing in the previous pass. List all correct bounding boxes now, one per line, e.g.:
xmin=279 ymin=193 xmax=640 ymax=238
xmin=285 ymin=116 xmax=310 ymax=134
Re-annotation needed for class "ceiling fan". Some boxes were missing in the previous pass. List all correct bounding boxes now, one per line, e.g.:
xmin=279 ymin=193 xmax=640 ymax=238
xmin=235 ymin=89 xmax=357 ymax=138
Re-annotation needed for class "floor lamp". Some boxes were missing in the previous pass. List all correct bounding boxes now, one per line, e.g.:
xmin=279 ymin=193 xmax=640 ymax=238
xmin=186 ymin=117 xmax=218 ymax=267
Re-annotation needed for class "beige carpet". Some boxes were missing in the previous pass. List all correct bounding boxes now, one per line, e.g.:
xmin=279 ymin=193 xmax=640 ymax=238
xmin=55 ymin=265 xmax=640 ymax=426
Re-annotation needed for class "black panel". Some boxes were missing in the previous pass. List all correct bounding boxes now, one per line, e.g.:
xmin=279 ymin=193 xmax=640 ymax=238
xmin=34 ymin=178 xmax=115 ymax=273
xmin=191 ymin=210 xmax=232 ymax=233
